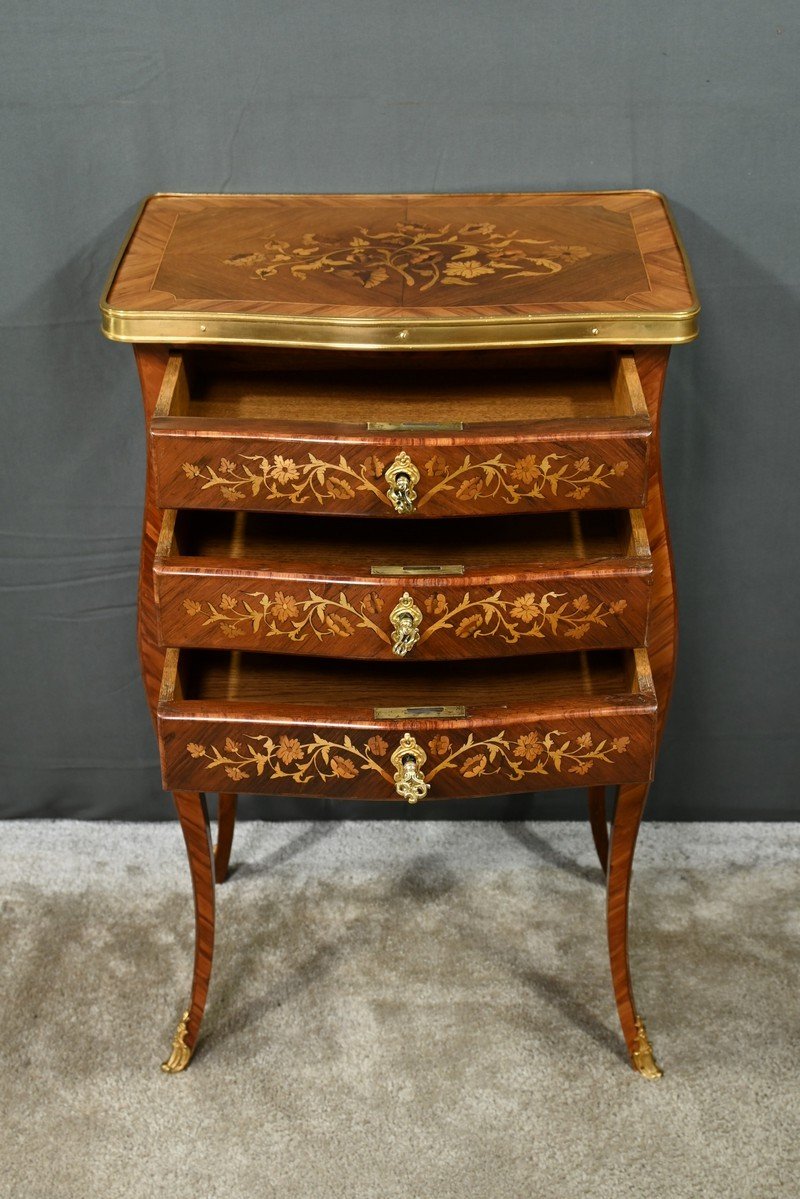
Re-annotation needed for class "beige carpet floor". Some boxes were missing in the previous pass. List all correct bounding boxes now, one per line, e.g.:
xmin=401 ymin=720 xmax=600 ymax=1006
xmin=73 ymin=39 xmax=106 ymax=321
xmin=1 ymin=820 xmax=798 ymax=1198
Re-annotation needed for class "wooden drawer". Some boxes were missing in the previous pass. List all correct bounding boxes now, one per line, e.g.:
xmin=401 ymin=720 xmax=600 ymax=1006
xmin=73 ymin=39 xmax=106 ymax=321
xmin=151 ymin=347 xmax=651 ymax=517
xmin=154 ymin=508 xmax=652 ymax=659
xmin=158 ymin=647 xmax=657 ymax=800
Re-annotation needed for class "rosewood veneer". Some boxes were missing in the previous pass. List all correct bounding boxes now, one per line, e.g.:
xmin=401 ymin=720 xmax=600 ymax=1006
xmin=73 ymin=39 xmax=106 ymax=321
xmin=101 ymin=190 xmax=698 ymax=1079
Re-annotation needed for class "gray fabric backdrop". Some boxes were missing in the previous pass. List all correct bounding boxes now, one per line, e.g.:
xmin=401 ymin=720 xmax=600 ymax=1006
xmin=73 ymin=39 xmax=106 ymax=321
xmin=2 ymin=2 xmax=798 ymax=820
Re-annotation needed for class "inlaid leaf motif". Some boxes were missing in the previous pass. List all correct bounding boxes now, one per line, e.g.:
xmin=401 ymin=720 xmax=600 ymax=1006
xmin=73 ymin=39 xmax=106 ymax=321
xmin=181 ymin=448 xmax=625 ymax=510
xmin=182 ymin=585 xmax=627 ymax=649
xmin=185 ymin=725 xmax=631 ymax=787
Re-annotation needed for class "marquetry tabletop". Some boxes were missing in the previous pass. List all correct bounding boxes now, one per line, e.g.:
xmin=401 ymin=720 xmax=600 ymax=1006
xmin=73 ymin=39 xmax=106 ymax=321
xmin=101 ymin=191 xmax=698 ymax=349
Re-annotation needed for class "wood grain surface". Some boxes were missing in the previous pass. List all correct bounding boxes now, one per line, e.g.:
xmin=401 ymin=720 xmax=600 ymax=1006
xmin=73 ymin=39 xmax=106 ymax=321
xmin=588 ymin=786 xmax=609 ymax=873
xmin=134 ymin=345 xmax=170 ymax=716
xmin=106 ymin=191 xmax=697 ymax=325
xmin=632 ymin=347 xmax=678 ymax=745
xmin=213 ymin=793 xmax=237 ymax=884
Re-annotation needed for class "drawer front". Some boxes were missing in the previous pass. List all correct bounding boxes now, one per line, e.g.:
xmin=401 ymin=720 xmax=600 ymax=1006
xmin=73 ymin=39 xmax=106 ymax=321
xmin=157 ymin=649 xmax=658 ymax=801
xmin=154 ymin=510 xmax=652 ymax=659
xmin=156 ymin=569 xmax=650 ymax=660
xmin=153 ymin=432 xmax=648 ymax=516
xmin=162 ymin=712 xmax=655 ymax=799
xmin=150 ymin=350 xmax=651 ymax=517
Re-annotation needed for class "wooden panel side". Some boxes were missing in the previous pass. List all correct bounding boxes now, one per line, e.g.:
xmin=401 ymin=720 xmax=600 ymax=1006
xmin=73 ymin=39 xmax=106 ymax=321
xmin=633 ymin=346 xmax=677 ymax=747
xmin=134 ymin=345 xmax=171 ymax=722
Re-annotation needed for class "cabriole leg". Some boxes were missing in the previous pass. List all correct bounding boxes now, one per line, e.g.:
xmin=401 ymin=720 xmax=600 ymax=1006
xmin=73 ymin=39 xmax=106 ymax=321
xmin=162 ymin=791 xmax=215 ymax=1073
xmin=214 ymin=793 xmax=238 ymax=884
xmin=606 ymin=783 xmax=662 ymax=1079
xmin=588 ymin=786 xmax=609 ymax=874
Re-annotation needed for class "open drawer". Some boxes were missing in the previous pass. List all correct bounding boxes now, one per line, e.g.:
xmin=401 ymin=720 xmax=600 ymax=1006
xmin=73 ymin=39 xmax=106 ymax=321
xmin=154 ymin=508 xmax=652 ymax=659
xmin=150 ymin=347 xmax=652 ymax=517
xmin=157 ymin=647 xmax=658 ymax=800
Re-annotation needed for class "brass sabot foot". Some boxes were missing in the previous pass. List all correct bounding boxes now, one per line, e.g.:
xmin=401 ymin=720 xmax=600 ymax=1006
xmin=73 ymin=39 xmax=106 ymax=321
xmin=161 ymin=1009 xmax=193 ymax=1074
xmin=631 ymin=1017 xmax=663 ymax=1080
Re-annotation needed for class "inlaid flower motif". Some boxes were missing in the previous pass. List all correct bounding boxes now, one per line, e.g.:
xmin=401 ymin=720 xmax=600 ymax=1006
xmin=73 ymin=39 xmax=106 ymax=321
xmin=509 ymin=593 xmax=541 ymax=623
xmin=514 ymin=732 xmax=543 ymax=762
xmin=271 ymin=455 xmax=299 ymax=484
xmin=181 ymin=447 xmax=626 ymax=510
xmin=276 ymin=735 xmax=304 ymax=765
xmin=461 ymin=753 xmax=488 ymax=777
xmin=512 ymin=455 xmax=541 ymax=484
xmin=323 ymin=612 xmax=353 ymax=636
xmin=444 ymin=259 xmax=494 ymax=279
xmin=185 ymin=584 xmax=628 ymax=650
xmin=550 ymin=244 xmax=592 ymax=265
xmin=330 ymin=755 xmax=358 ymax=779
xmin=456 ymin=476 xmax=483 ymax=500
xmin=361 ymin=593 xmax=385 ymax=617
xmin=327 ymin=478 xmax=355 ymax=499
xmin=362 ymin=455 xmax=385 ymax=480
xmin=223 ymin=221 xmax=591 ymax=294
xmin=428 ymin=735 xmax=451 ymax=757
xmin=424 ymin=454 xmax=448 ymax=477
xmin=271 ymin=591 xmax=300 ymax=622
xmin=186 ymin=724 xmax=634 ymax=787
xmin=456 ymin=613 xmax=483 ymax=637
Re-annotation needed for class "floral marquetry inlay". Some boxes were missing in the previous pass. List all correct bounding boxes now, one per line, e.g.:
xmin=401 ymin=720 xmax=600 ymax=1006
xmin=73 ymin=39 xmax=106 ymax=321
xmin=185 ymin=728 xmax=631 ymax=786
xmin=224 ymin=221 xmax=592 ymax=293
xmin=184 ymin=587 xmax=628 ymax=647
xmin=180 ymin=451 xmax=628 ymax=508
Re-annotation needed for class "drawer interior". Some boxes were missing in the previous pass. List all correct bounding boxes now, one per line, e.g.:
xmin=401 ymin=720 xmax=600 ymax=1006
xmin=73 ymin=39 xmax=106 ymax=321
xmin=162 ymin=507 xmax=650 ymax=573
xmin=167 ymin=647 xmax=653 ymax=709
xmin=158 ymin=346 xmax=648 ymax=428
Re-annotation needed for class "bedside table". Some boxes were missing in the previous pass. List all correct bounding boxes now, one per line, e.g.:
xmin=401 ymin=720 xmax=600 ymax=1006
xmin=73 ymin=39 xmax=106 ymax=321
xmin=100 ymin=190 xmax=698 ymax=1078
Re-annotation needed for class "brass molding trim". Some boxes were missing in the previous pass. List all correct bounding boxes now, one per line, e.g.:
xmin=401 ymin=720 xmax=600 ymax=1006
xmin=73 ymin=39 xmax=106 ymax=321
xmin=101 ymin=308 xmax=700 ymax=349
xmin=374 ymin=705 xmax=467 ymax=719
xmin=370 ymin=564 xmax=465 ymax=576
xmin=367 ymin=421 xmax=465 ymax=432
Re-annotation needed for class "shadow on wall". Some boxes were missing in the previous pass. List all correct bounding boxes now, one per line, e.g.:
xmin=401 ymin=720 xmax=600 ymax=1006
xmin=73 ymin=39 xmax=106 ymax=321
xmin=653 ymin=203 xmax=800 ymax=818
